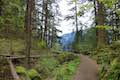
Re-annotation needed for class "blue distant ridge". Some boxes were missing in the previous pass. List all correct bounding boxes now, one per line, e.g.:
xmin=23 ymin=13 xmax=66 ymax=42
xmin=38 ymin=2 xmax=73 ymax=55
xmin=59 ymin=32 xmax=75 ymax=51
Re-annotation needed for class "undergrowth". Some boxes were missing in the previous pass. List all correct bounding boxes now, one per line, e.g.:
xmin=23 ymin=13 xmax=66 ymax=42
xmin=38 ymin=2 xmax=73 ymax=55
xmin=16 ymin=52 xmax=80 ymax=80
xmin=91 ymin=40 xmax=120 ymax=80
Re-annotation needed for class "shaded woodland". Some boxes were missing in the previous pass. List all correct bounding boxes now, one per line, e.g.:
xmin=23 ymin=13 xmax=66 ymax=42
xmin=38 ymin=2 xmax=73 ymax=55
xmin=0 ymin=0 xmax=120 ymax=80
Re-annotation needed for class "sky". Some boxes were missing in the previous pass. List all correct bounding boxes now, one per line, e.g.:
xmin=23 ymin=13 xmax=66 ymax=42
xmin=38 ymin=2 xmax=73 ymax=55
xmin=57 ymin=0 xmax=94 ymax=36
xmin=57 ymin=0 xmax=73 ymax=36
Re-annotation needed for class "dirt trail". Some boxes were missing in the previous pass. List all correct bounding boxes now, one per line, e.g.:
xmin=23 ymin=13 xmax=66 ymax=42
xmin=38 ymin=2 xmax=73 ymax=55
xmin=72 ymin=54 xmax=99 ymax=80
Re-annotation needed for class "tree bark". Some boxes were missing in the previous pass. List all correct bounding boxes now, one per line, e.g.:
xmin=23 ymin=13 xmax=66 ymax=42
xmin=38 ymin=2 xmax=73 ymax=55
xmin=96 ymin=1 xmax=106 ymax=48
xmin=44 ymin=0 xmax=48 ymax=45
xmin=75 ymin=1 xmax=78 ymax=31
xmin=41 ymin=0 xmax=44 ymax=40
xmin=93 ymin=0 xmax=97 ymax=47
xmin=25 ymin=0 xmax=33 ymax=69
xmin=0 ymin=0 xmax=2 ymax=16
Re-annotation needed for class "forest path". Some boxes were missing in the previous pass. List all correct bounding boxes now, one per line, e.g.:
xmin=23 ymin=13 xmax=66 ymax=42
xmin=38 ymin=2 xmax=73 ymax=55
xmin=72 ymin=54 xmax=99 ymax=80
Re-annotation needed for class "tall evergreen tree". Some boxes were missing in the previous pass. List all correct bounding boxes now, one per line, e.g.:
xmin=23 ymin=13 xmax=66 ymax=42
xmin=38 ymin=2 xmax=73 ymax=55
xmin=25 ymin=0 xmax=33 ymax=68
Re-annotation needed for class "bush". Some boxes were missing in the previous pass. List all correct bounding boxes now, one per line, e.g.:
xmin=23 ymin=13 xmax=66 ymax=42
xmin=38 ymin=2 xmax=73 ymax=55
xmin=35 ymin=57 xmax=59 ymax=78
xmin=53 ymin=58 xmax=80 ymax=80
xmin=92 ymin=41 xmax=120 ymax=80
xmin=27 ymin=69 xmax=41 ymax=80
xmin=107 ymin=58 xmax=120 ymax=80
xmin=57 ymin=52 xmax=77 ymax=63
xmin=37 ymin=40 xmax=46 ymax=49
xmin=51 ymin=43 xmax=61 ymax=52
xmin=16 ymin=66 xmax=26 ymax=75
xmin=110 ymin=40 xmax=120 ymax=50
xmin=16 ymin=66 xmax=41 ymax=80
xmin=35 ymin=52 xmax=80 ymax=80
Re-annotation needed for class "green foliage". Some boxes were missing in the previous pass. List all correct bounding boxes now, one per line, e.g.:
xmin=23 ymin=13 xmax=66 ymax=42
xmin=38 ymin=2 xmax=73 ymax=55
xmin=83 ymin=27 xmax=97 ymax=48
xmin=96 ymin=25 xmax=112 ymax=30
xmin=35 ymin=57 xmax=59 ymax=79
xmin=16 ymin=66 xmax=26 ymax=75
xmin=98 ymin=0 xmax=117 ymax=8
xmin=107 ymin=58 xmax=120 ymax=80
xmin=67 ymin=59 xmax=80 ymax=74
xmin=53 ymin=58 xmax=80 ymax=80
xmin=72 ymin=27 xmax=97 ymax=53
xmin=78 ymin=2 xmax=93 ymax=14
xmin=37 ymin=40 xmax=46 ymax=49
xmin=91 ymin=41 xmax=120 ymax=80
xmin=0 ymin=0 xmax=25 ymax=37
xmin=35 ymin=52 xmax=80 ymax=80
xmin=37 ymin=57 xmax=59 ymax=71
xmin=98 ymin=58 xmax=120 ymax=80
xmin=0 ymin=39 xmax=10 ymax=53
xmin=72 ymin=31 xmax=81 ymax=52
xmin=0 ymin=39 xmax=24 ymax=54
xmin=57 ymin=52 xmax=77 ymax=63
xmin=16 ymin=66 xmax=41 ymax=80
xmin=110 ymin=40 xmax=120 ymax=50
xmin=98 ymin=64 xmax=107 ymax=80
xmin=72 ymin=0 xmax=77 ymax=4
xmin=116 ymin=9 xmax=120 ymax=16
xmin=51 ymin=43 xmax=61 ymax=52
xmin=27 ymin=69 xmax=41 ymax=79
xmin=0 ymin=16 xmax=4 ymax=25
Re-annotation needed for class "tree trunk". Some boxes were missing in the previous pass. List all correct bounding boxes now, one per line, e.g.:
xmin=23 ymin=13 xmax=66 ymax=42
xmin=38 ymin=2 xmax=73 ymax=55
xmin=41 ymin=0 xmax=44 ymax=40
xmin=44 ymin=0 xmax=48 ymax=45
xmin=75 ymin=1 xmax=78 ymax=31
xmin=96 ymin=1 xmax=106 ymax=48
xmin=93 ymin=0 xmax=97 ymax=47
xmin=25 ymin=0 xmax=33 ymax=69
xmin=0 ymin=0 xmax=2 ymax=16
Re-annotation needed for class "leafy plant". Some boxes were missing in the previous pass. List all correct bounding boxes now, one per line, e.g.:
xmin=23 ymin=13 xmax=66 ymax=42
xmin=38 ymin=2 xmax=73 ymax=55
xmin=37 ymin=40 xmax=46 ymax=49
xmin=35 ymin=57 xmax=59 ymax=78
xmin=27 ymin=69 xmax=41 ymax=80
xmin=57 ymin=52 xmax=77 ymax=63
xmin=92 ymin=41 xmax=120 ymax=80
xmin=53 ymin=58 xmax=80 ymax=80
xmin=16 ymin=66 xmax=26 ymax=75
xmin=16 ymin=66 xmax=41 ymax=80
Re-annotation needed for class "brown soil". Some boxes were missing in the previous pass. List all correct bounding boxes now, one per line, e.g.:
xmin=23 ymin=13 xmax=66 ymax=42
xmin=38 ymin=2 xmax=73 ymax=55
xmin=72 ymin=54 xmax=99 ymax=80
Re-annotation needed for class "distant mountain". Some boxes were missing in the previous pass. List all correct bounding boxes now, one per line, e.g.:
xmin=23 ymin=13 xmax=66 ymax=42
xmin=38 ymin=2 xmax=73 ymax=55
xmin=59 ymin=32 xmax=76 ymax=51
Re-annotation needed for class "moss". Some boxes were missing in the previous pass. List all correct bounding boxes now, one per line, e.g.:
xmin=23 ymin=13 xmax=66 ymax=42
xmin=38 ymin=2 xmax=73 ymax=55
xmin=16 ymin=66 xmax=26 ymax=75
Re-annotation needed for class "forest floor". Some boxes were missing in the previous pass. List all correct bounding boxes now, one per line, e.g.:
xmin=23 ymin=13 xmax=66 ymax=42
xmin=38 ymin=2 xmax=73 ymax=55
xmin=72 ymin=54 xmax=99 ymax=80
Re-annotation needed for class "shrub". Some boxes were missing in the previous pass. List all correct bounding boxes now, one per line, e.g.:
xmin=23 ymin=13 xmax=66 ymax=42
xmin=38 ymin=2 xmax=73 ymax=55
xmin=35 ymin=57 xmax=59 ymax=78
xmin=53 ymin=58 xmax=80 ymax=80
xmin=16 ymin=66 xmax=26 ymax=75
xmin=93 ymin=41 xmax=120 ymax=80
xmin=51 ymin=43 xmax=61 ymax=52
xmin=27 ymin=69 xmax=41 ymax=80
xmin=57 ymin=52 xmax=77 ymax=64
xmin=110 ymin=40 xmax=120 ymax=50
xmin=107 ymin=58 xmax=120 ymax=80
xmin=37 ymin=40 xmax=46 ymax=49
xmin=16 ymin=66 xmax=41 ymax=80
